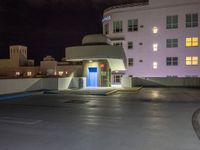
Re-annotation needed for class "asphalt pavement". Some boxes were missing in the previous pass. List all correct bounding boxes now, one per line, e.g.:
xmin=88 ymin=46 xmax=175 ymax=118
xmin=0 ymin=88 xmax=200 ymax=150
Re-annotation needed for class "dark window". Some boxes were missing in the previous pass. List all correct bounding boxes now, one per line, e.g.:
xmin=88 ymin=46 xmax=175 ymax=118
xmin=128 ymin=58 xmax=134 ymax=67
xmin=128 ymin=41 xmax=133 ymax=49
xmin=104 ymin=23 xmax=109 ymax=34
xmin=166 ymin=57 xmax=178 ymax=66
xmin=113 ymin=21 xmax=123 ymax=33
xmin=166 ymin=39 xmax=178 ymax=48
xmin=167 ymin=15 xmax=178 ymax=29
xmin=186 ymin=13 xmax=198 ymax=28
xmin=128 ymin=19 xmax=138 ymax=32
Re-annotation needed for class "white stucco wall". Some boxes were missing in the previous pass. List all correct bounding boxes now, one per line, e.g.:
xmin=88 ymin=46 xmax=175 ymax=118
xmin=104 ymin=1 xmax=200 ymax=78
xmin=0 ymin=78 xmax=43 ymax=95
xmin=0 ymin=77 xmax=86 ymax=95
xmin=58 ymin=78 xmax=73 ymax=90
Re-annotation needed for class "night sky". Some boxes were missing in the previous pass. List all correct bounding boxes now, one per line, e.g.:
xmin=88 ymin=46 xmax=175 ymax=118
xmin=0 ymin=0 xmax=145 ymax=64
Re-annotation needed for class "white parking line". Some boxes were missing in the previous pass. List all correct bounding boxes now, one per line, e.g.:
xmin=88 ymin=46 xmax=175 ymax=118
xmin=0 ymin=117 xmax=42 ymax=125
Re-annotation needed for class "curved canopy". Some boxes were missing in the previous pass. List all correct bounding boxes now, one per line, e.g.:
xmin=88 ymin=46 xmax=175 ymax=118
xmin=65 ymin=45 xmax=127 ymax=71
xmin=82 ymin=34 xmax=110 ymax=45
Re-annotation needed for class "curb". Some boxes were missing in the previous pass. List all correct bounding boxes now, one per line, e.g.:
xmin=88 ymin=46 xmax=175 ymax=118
xmin=192 ymin=108 xmax=200 ymax=140
xmin=105 ymin=89 xmax=119 ymax=96
xmin=0 ymin=90 xmax=44 ymax=101
xmin=0 ymin=93 xmax=33 ymax=101
xmin=117 ymin=87 xmax=143 ymax=93
xmin=105 ymin=87 xmax=143 ymax=96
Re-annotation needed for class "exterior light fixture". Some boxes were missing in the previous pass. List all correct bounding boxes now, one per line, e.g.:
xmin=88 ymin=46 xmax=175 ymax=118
xmin=153 ymin=62 xmax=158 ymax=69
xmin=153 ymin=43 xmax=158 ymax=51
xmin=153 ymin=27 xmax=158 ymax=34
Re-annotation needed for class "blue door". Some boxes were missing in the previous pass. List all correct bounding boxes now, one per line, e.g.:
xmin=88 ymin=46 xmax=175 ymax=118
xmin=88 ymin=67 xmax=98 ymax=87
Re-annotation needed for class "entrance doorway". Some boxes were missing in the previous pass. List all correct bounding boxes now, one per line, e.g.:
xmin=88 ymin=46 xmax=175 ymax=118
xmin=88 ymin=67 xmax=98 ymax=87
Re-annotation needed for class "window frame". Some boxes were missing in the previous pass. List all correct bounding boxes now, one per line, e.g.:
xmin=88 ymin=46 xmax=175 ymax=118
xmin=113 ymin=21 xmax=123 ymax=33
xmin=128 ymin=58 xmax=134 ymax=67
xmin=166 ymin=39 xmax=178 ymax=48
xmin=128 ymin=41 xmax=133 ymax=49
xmin=128 ymin=19 xmax=138 ymax=32
xmin=113 ymin=42 xmax=123 ymax=47
xmin=186 ymin=37 xmax=199 ymax=47
xmin=166 ymin=15 xmax=178 ymax=29
xmin=166 ymin=57 xmax=178 ymax=66
xmin=104 ymin=23 xmax=109 ymax=35
xmin=186 ymin=13 xmax=198 ymax=28
xmin=113 ymin=74 xmax=122 ymax=84
xmin=186 ymin=56 xmax=199 ymax=66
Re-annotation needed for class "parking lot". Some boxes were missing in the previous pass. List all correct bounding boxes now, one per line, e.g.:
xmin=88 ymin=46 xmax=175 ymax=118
xmin=0 ymin=88 xmax=200 ymax=150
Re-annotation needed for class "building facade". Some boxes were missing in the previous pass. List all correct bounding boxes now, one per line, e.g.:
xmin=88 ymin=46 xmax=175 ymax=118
xmin=65 ymin=34 xmax=126 ymax=87
xmin=0 ymin=46 xmax=82 ymax=78
xmin=103 ymin=0 xmax=200 ymax=78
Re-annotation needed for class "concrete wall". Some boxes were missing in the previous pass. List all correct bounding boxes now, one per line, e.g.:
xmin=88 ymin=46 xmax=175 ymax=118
xmin=132 ymin=77 xmax=200 ymax=87
xmin=43 ymin=78 xmax=58 ymax=90
xmin=58 ymin=78 xmax=73 ymax=90
xmin=121 ymin=77 xmax=133 ymax=88
xmin=0 ymin=77 xmax=87 ymax=95
xmin=0 ymin=78 xmax=43 ymax=95
xmin=68 ymin=77 xmax=87 ymax=89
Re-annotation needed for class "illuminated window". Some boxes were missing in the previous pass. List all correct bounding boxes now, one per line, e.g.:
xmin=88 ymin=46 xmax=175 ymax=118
xmin=192 ymin=56 xmax=198 ymax=65
xmin=186 ymin=37 xmax=199 ymax=47
xmin=166 ymin=39 xmax=178 ymax=48
xmin=153 ymin=43 xmax=158 ymax=51
xmin=153 ymin=62 xmax=158 ymax=69
xmin=128 ymin=58 xmax=134 ymax=67
xmin=27 ymin=72 xmax=32 ymax=76
xmin=104 ymin=23 xmax=109 ymax=35
xmin=16 ymin=72 xmax=20 ymax=76
xmin=113 ymin=21 xmax=123 ymax=33
xmin=186 ymin=13 xmax=198 ymax=28
xmin=186 ymin=56 xmax=198 ymax=65
xmin=166 ymin=15 xmax=178 ymax=29
xmin=152 ymin=27 xmax=158 ymax=34
xmin=128 ymin=41 xmax=133 ymax=49
xmin=128 ymin=19 xmax=138 ymax=32
xmin=58 ymin=71 xmax=64 ymax=76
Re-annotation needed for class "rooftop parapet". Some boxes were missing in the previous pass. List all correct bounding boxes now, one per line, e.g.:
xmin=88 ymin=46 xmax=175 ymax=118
xmin=104 ymin=1 xmax=149 ymax=14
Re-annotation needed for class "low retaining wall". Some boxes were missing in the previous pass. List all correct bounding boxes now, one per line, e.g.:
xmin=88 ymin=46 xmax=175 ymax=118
xmin=0 ymin=78 xmax=43 ymax=95
xmin=131 ymin=77 xmax=200 ymax=87
xmin=0 ymin=77 xmax=86 ymax=95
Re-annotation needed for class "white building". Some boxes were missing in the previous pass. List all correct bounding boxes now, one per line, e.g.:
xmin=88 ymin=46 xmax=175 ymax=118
xmin=103 ymin=0 xmax=200 ymax=78
xmin=65 ymin=34 xmax=126 ymax=87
